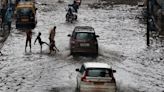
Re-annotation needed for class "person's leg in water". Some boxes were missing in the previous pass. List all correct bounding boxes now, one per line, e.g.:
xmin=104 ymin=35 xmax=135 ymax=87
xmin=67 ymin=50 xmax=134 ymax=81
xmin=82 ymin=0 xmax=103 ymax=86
xmin=39 ymin=41 xmax=49 ymax=52
xmin=25 ymin=38 xmax=31 ymax=52
xmin=49 ymin=46 xmax=55 ymax=54
xmin=38 ymin=41 xmax=49 ymax=52
xmin=25 ymin=30 xmax=32 ymax=52
xmin=53 ymin=43 xmax=59 ymax=52
xmin=39 ymin=42 xmax=42 ymax=52
xmin=49 ymin=40 xmax=59 ymax=54
xmin=49 ymin=41 xmax=55 ymax=54
xmin=0 ymin=51 xmax=3 ymax=55
xmin=8 ymin=22 xmax=11 ymax=30
xmin=42 ymin=41 xmax=49 ymax=46
xmin=25 ymin=37 xmax=28 ymax=52
xmin=29 ymin=38 xmax=32 ymax=52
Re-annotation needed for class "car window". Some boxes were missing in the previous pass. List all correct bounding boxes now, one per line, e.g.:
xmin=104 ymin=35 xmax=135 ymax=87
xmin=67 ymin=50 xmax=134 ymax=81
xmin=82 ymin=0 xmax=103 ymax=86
xmin=72 ymin=31 xmax=76 ymax=38
xmin=17 ymin=8 xmax=33 ymax=16
xmin=87 ymin=68 xmax=112 ymax=77
xmin=79 ymin=65 xmax=85 ymax=74
xmin=75 ymin=32 xmax=95 ymax=40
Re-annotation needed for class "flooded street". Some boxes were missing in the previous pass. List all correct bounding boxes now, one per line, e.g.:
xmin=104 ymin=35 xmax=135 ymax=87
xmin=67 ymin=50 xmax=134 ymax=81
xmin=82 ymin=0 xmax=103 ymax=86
xmin=0 ymin=0 xmax=163 ymax=92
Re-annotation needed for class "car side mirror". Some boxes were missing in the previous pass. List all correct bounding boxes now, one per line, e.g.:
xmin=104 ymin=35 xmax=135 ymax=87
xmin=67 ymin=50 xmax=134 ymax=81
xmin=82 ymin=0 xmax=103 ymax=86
xmin=96 ymin=35 xmax=99 ymax=37
xmin=67 ymin=34 xmax=71 ymax=37
xmin=137 ymin=2 xmax=145 ymax=7
xmin=76 ymin=68 xmax=79 ymax=72
xmin=113 ymin=70 xmax=116 ymax=73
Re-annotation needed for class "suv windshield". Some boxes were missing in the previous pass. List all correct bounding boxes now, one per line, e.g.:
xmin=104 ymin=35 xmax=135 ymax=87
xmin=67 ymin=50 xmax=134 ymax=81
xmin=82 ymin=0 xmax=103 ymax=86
xmin=17 ymin=8 xmax=33 ymax=16
xmin=87 ymin=68 xmax=112 ymax=77
xmin=76 ymin=32 xmax=95 ymax=40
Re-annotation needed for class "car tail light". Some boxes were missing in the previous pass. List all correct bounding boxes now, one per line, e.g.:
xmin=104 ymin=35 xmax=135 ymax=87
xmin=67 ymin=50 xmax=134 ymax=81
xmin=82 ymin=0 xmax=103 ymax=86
xmin=81 ymin=71 xmax=92 ymax=83
xmin=71 ymin=41 xmax=75 ymax=44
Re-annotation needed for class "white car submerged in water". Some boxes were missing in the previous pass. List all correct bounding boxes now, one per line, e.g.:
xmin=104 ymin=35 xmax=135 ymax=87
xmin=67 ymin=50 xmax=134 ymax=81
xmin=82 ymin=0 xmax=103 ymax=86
xmin=76 ymin=62 xmax=117 ymax=92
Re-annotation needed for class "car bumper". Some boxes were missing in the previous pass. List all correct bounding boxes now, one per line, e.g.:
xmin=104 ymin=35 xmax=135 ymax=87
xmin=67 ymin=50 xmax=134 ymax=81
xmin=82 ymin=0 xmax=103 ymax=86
xmin=16 ymin=21 xmax=36 ymax=30
xmin=79 ymin=82 xmax=116 ymax=92
xmin=71 ymin=47 xmax=98 ymax=54
xmin=80 ymin=87 xmax=116 ymax=92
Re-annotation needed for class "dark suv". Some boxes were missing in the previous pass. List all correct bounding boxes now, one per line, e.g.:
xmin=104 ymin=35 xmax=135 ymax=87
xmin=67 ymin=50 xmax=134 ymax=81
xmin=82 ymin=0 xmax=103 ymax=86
xmin=68 ymin=26 xmax=99 ymax=56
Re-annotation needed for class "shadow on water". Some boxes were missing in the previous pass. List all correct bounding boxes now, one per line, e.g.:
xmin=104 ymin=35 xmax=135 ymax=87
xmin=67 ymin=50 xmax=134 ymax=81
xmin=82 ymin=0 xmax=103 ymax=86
xmin=48 ymin=87 xmax=76 ymax=92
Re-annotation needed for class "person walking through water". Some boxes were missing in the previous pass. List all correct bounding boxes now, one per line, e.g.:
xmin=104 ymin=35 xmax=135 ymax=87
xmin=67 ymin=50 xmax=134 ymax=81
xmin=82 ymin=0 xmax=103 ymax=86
xmin=25 ymin=30 xmax=32 ymax=52
xmin=49 ymin=26 xmax=59 ymax=54
xmin=4 ymin=7 xmax=13 ymax=30
xmin=34 ymin=32 xmax=49 ymax=52
xmin=49 ymin=40 xmax=59 ymax=54
xmin=49 ymin=26 xmax=56 ymax=43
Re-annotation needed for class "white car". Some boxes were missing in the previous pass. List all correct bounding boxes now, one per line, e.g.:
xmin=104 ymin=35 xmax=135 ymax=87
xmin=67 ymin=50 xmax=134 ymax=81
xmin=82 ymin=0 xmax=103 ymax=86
xmin=76 ymin=62 xmax=117 ymax=92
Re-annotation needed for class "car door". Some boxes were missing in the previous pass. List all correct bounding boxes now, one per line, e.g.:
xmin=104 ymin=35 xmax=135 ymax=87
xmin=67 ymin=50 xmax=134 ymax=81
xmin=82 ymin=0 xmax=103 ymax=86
xmin=77 ymin=65 xmax=85 ymax=88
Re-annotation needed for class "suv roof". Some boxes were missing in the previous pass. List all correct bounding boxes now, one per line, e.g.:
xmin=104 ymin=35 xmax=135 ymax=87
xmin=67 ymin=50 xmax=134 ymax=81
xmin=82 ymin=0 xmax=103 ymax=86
xmin=84 ymin=62 xmax=112 ymax=69
xmin=74 ymin=26 xmax=95 ymax=33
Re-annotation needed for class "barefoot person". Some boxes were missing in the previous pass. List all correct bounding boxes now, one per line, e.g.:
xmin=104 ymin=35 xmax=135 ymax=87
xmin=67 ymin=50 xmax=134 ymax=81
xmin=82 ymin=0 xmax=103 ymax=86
xmin=49 ymin=26 xmax=56 ymax=43
xmin=25 ymin=30 xmax=32 ymax=52
xmin=48 ymin=26 xmax=59 ymax=54
xmin=34 ymin=32 xmax=49 ymax=52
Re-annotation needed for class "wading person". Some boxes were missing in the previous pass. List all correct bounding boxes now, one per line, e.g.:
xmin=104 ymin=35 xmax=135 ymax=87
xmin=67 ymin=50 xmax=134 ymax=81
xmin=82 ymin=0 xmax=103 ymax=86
xmin=49 ymin=26 xmax=56 ymax=43
xmin=25 ymin=30 xmax=32 ymax=52
xmin=49 ymin=40 xmax=59 ymax=54
xmin=48 ymin=26 xmax=59 ymax=54
xmin=34 ymin=32 xmax=49 ymax=52
xmin=4 ymin=8 xmax=13 ymax=30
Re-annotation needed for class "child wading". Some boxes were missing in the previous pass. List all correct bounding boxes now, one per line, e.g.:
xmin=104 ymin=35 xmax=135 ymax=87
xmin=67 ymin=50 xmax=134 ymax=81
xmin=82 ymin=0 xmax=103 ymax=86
xmin=34 ymin=32 xmax=49 ymax=52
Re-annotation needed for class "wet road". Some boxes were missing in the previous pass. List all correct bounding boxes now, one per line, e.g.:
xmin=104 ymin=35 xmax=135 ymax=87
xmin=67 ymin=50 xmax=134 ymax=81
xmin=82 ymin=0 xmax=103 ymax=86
xmin=1 ymin=0 xmax=163 ymax=92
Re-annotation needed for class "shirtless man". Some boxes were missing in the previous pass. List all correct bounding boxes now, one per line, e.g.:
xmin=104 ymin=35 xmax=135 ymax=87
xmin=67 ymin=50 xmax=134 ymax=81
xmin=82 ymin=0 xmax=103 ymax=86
xmin=48 ymin=26 xmax=59 ymax=54
xmin=49 ymin=26 xmax=56 ymax=44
